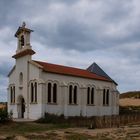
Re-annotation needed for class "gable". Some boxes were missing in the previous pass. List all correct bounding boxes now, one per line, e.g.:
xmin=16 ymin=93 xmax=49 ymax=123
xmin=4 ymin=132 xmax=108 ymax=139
xmin=8 ymin=65 xmax=16 ymax=77
xmin=29 ymin=60 xmax=42 ymax=79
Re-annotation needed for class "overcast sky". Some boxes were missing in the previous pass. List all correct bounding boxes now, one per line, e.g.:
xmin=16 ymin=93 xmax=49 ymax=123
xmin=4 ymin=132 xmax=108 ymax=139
xmin=1 ymin=0 xmax=140 ymax=102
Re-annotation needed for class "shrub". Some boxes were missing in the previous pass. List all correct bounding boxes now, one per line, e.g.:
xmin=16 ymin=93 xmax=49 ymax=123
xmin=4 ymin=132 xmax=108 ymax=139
xmin=0 ymin=108 xmax=12 ymax=123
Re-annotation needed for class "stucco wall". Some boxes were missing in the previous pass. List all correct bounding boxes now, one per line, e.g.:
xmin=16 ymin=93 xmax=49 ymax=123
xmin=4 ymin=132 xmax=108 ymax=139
xmin=41 ymin=71 xmax=119 ymax=117
xmin=8 ymin=57 xmax=119 ymax=120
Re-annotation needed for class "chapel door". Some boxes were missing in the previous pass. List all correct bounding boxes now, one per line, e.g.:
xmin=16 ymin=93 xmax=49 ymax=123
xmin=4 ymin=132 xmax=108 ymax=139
xmin=21 ymin=98 xmax=25 ymax=118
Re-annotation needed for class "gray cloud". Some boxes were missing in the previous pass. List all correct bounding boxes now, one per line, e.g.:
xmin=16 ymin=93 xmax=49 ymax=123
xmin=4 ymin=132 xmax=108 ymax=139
xmin=1 ymin=0 xmax=140 ymax=101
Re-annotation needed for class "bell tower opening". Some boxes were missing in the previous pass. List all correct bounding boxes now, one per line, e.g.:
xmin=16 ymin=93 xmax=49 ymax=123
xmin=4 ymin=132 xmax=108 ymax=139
xmin=20 ymin=35 xmax=24 ymax=48
xmin=12 ymin=22 xmax=35 ymax=59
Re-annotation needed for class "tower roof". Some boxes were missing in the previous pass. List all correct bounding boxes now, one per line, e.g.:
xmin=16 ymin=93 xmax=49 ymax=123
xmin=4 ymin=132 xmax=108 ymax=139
xmin=12 ymin=49 xmax=35 ymax=59
xmin=15 ymin=22 xmax=33 ymax=37
xmin=87 ymin=62 xmax=117 ymax=85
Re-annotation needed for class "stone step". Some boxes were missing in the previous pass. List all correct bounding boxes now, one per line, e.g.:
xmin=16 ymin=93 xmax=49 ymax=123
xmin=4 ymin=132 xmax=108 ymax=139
xmin=13 ymin=118 xmax=35 ymax=122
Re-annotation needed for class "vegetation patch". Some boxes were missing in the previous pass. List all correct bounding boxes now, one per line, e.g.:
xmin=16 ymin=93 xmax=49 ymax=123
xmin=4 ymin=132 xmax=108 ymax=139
xmin=0 ymin=108 xmax=12 ymax=123
xmin=25 ymin=132 xmax=58 ymax=140
xmin=65 ymin=132 xmax=95 ymax=140
xmin=120 ymin=91 xmax=140 ymax=99
xmin=120 ymin=106 xmax=140 ymax=114
xmin=0 ymin=121 xmax=71 ymax=137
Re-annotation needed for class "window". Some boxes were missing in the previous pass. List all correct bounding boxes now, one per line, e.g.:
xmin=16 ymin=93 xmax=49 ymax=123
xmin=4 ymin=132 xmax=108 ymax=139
xmin=91 ymin=88 xmax=94 ymax=104
xmin=47 ymin=82 xmax=57 ymax=104
xmin=103 ymin=89 xmax=106 ymax=105
xmin=10 ymin=87 xmax=13 ymax=103
xmin=106 ymin=89 xmax=109 ymax=105
xmin=103 ymin=89 xmax=109 ymax=106
xmin=69 ymin=85 xmax=77 ymax=105
xmin=74 ymin=86 xmax=77 ymax=104
xmin=87 ymin=87 xmax=94 ymax=105
xmin=53 ymin=83 xmax=57 ymax=103
xmin=31 ymin=83 xmax=34 ymax=103
xmin=19 ymin=72 xmax=23 ymax=85
xmin=69 ymin=85 xmax=72 ymax=104
xmin=87 ymin=87 xmax=90 ymax=104
xmin=48 ymin=83 xmax=51 ymax=103
xmin=13 ymin=86 xmax=15 ymax=103
xmin=10 ymin=85 xmax=15 ymax=104
xmin=34 ymin=82 xmax=37 ymax=103
xmin=30 ymin=82 xmax=38 ymax=103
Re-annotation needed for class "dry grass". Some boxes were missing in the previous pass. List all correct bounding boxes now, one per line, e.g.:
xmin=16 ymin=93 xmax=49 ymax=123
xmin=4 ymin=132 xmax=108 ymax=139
xmin=0 ymin=122 xmax=96 ymax=139
xmin=0 ymin=122 xmax=140 ymax=140
xmin=119 ymin=98 xmax=140 ymax=106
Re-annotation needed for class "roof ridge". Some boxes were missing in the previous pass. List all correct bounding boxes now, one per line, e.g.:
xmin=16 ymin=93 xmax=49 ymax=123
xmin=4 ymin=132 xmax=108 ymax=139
xmin=33 ymin=60 xmax=113 ymax=83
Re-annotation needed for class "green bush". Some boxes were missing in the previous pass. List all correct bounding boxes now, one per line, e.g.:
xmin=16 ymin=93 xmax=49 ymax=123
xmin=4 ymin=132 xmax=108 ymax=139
xmin=0 ymin=108 xmax=12 ymax=123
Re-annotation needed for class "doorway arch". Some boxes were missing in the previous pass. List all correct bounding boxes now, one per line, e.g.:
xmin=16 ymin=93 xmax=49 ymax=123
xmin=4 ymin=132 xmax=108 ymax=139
xmin=17 ymin=95 xmax=25 ymax=118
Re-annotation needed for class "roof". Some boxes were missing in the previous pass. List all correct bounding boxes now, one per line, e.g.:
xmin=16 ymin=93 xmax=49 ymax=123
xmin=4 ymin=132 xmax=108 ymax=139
xmin=12 ymin=49 xmax=35 ymax=59
xmin=87 ymin=62 xmax=117 ymax=85
xmin=87 ymin=62 xmax=112 ymax=80
xmin=34 ymin=60 xmax=113 ymax=83
xmin=15 ymin=26 xmax=33 ymax=37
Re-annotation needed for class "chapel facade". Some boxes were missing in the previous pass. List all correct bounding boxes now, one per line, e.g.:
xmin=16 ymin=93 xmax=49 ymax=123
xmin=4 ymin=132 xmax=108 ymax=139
xmin=8 ymin=23 xmax=119 ymax=120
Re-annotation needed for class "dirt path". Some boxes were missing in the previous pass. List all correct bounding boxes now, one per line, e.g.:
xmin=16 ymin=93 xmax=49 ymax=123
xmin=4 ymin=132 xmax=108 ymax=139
xmin=0 ymin=124 xmax=140 ymax=140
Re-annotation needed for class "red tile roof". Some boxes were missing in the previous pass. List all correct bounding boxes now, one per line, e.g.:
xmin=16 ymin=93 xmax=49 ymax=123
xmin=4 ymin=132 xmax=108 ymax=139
xmin=34 ymin=60 xmax=113 ymax=83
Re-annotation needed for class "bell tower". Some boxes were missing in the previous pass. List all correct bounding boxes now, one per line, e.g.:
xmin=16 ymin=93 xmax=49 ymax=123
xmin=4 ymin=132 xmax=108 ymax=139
xmin=12 ymin=22 xmax=35 ymax=59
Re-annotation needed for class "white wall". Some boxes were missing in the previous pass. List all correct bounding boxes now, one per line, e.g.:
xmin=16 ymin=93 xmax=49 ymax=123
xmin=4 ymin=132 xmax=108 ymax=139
xmin=8 ymin=58 xmax=119 ymax=120
xmin=41 ymin=71 xmax=119 ymax=117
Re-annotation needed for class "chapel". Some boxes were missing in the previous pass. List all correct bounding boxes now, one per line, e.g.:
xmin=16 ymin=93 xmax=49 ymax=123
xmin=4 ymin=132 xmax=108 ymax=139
xmin=8 ymin=23 xmax=119 ymax=119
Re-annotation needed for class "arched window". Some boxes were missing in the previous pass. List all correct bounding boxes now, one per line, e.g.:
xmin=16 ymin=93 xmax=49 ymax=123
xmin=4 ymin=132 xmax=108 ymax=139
xmin=53 ymin=83 xmax=57 ymax=103
xmin=10 ymin=87 xmax=13 ymax=103
xmin=10 ymin=86 xmax=15 ymax=104
xmin=103 ymin=89 xmax=109 ymax=106
xmin=69 ymin=85 xmax=72 ymax=104
xmin=34 ymin=82 xmax=37 ymax=102
xmin=47 ymin=82 xmax=58 ymax=104
xmin=87 ymin=87 xmax=90 ymax=104
xmin=69 ymin=85 xmax=78 ymax=105
xmin=74 ymin=86 xmax=77 ymax=104
xmin=30 ymin=82 xmax=38 ymax=103
xmin=19 ymin=72 xmax=23 ymax=85
xmin=48 ymin=83 xmax=51 ymax=103
xmin=106 ymin=89 xmax=109 ymax=105
xmin=91 ymin=88 xmax=94 ymax=104
xmin=13 ymin=86 xmax=15 ymax=103
xmin=103 ymin=89 xmax=106 ymax=105
xmin=87 ymin=87 xmax=94 ymax=105
xmin=31 ymin=83 xmax=34 ymax=103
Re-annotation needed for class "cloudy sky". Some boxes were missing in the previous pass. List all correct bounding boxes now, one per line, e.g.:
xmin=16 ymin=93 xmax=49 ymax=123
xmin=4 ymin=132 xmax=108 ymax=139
xmin=1 ymin=0 xmax=140 ymax=102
